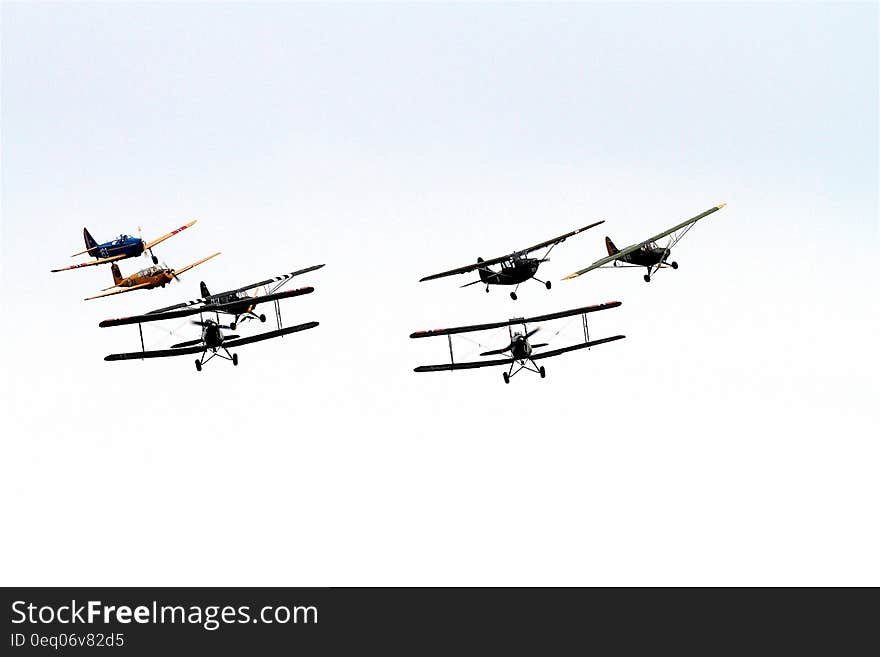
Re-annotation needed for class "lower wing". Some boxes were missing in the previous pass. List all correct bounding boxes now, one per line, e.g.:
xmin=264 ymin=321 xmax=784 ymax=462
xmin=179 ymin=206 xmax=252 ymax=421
xmin=51 ymin=252 xmax=127 ymax=273
xmin=531 ymin=335 xmax=626 ymax=360
xmin=170 ymin=252 xmax=220 ymax=277
xmin=414 ymin=356 xmax=515 ymax=372
xmin=85 ymin=282 xmax=153 ymax=301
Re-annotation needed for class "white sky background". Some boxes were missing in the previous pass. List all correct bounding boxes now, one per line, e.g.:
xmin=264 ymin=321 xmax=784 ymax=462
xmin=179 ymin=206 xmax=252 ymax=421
xmin=1 ymin=2 xmax=877 ymax=586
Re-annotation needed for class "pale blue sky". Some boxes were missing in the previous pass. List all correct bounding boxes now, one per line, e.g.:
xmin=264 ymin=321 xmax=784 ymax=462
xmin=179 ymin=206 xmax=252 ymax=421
xmin=1 ymin=3 xmax=877 ymax=585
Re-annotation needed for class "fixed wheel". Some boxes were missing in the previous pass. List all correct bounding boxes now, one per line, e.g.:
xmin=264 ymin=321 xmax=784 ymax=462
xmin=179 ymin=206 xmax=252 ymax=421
xmin=510 ymin=292 xmax=518 ymax=301
xmin=259 ymin=314 xmax=266 ymax=322
xmin=232 ymin=353 xmax=238 ymax=366
xmin=485 ymin=288 xmax=490 ymax=293
xmin=195 ymin=360 xmax=202 ymax=372
xmin=503 ymin=372 xmax=510 ymax=384
xmin=545 ymin=281 xmax=552 ymax=290
xmin=539 ymin=366 xmax=546 ymax=379
xmin=644 ymin=274 xmax=651 ymax=283
xmin=152 ymin=255 xmax=158 ymax=265
xmin=671 ymin=261 xmax=679 ymax=270
xmin=230 ymin=322 xmax=236 ymax=330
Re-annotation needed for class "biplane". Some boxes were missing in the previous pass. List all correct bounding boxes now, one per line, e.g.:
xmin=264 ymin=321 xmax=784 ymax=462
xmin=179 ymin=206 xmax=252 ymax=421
xmin=563 ymin=204 xmax=726 ymax=283
xmin=144 ymin=264 xmax=325 ymax=329
xmin=410 ymin=302 xmax=624 ymax=384
xmin=51 ymin=221 xmax=198 ymax=272
xmin=84 ymin=253 xmax=220 ymax=300
xmin=99 ymin=266 xmax=323 ymax=370
xmin=420 ymin=220 xmax=605 ymax=300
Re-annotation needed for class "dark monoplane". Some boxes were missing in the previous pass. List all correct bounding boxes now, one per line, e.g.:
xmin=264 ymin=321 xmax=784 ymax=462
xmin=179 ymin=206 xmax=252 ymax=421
xmin=420 ymin=221 xmax=605 ymax=300
xmin=563 ymin=204 xmax=726 ymax=283
xmin=410 ymin=302 xmax=624 ymax=384
xmin=145 ymin=264 xmax=325 ymax=329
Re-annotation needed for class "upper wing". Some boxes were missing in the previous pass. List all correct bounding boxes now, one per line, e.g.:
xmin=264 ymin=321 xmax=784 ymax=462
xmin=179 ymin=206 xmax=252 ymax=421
xmin=223 ymin=322 xmax=319 ymax=348
xmin=144 ymin=220 xmax=198 ymax=250
xmin=105 ymin=344 xmax=205 ymax=361
xmin=409 ymin=301 xmax=622 ymax=339
xmin=84 ymin=282 xmax=153 ymax=301
xmin=147 ymin=264 xmax=325 ymax=314
xmin=563 ymin=204 xmax=726 ymax=280
xmin=170 ymin=252 xmax=220 ymax=277
xmin=414 ymin=356 xmax=515 ymax=372
xmin=531 ymin=334 xmax=625 ymax=360
xmin=520 ymin=220 xmax=605 ymax=254
xmin=51 ymin=252 xmax=127 ymax=272
xmin=99 ymin=287 xmax=315 ymax=328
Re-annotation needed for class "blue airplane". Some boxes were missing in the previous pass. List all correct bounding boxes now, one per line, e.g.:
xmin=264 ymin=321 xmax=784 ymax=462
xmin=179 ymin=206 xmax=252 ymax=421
xmin=52 ymin=220 xmax=198 ymax=272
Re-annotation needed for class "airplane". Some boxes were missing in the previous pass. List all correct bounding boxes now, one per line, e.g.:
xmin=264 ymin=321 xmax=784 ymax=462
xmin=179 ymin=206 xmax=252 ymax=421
xmin=144 ymin=264 xmax=325 ymax=329
xmin=84 ymin=253 xmax=220 ymax=300
xmin=420 ymin=220 xmax=605 ymax=300
xmin=105 ymin=317 xmax=319 ymax=371
xmin=410 ymin=302 xmax=625 ymax=384
xmin=563 ymin=204 xmax=726 ymax=283
xmin=51 ymin=220 xmax=198 ymax=272
xmin=99 ymin=275 xmax=322 ymax=370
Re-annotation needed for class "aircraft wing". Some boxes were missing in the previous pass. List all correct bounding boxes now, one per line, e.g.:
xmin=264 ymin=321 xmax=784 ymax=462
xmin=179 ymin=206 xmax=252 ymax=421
xmin=409 ymin=301 xmax=622 ymax=338
xmin=144 ymin=220 xmax=198 ymax=250
xmin=223 ymin=322 xmax=319 ymax=348
xmin=104 ymin=323 xmax=318 ymax=362
xmin=51 ymin=252 xmax=128 ymax=272
xmin=84 ymin=282 xmax=154 ymax=301
xmin=419 ymin=254 xmax=512 ymax=282
xmin=147 ymin=264 xmax=325 ymax=313
xmin=105 ymin=344 xmax=206 ymax=361
xmin=414 ymin=356 xmax=515 ymax=372
xmin=531 ymin=335 xmax=625 ymax=360
xmin=170 ymin=252 xmax=220 ymax=277
xmin=563 ymin=204 xmax=726 ymax=280
xmin=99 ymin=287 xmax=315 ymax=328
xmin=520 ymin=220 xmax=605 ymax=254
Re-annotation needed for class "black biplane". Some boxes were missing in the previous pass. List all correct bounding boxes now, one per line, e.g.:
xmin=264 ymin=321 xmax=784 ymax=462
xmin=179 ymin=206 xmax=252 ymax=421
xmin=410 ymin=302 xmax=624 ymax=384
xmin=99 ymin=266 xmax=323 ymax=370
xmin=563 ymin=204 xmax=726 ymax=283
xmin=420 ymin=221 xmax=605 ymax=300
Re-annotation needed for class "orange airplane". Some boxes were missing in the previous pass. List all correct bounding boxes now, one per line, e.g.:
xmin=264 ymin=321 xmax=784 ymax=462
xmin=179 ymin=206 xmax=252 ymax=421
xmin=84 ymin=253 xmax=220 ymax=300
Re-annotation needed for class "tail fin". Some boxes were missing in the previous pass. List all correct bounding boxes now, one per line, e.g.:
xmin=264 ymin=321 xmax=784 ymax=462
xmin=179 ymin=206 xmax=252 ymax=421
xmin=83 ymin=228 xmax=100 ymax=257
xmin=477 ymin=256 xmax=491 ymax=283
xmin=200 ymin=281 xmax=210 ymax=298
xmin=111 ymin=263 xmax=123 ymax=286
xmin=605 ymin=237 xmax=619 ymax=256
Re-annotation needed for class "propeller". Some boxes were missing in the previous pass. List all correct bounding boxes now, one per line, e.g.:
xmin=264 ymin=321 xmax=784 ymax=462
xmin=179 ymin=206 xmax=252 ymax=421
xmin=480 ymin=327 xmax=542 ymax=356
xmin=163 ymin=260 xmax=181 ymax=282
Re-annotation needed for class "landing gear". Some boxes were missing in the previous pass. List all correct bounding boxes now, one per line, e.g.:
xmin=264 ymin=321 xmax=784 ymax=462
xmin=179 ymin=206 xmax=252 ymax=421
xmin=230 ymin=322 xmax=237 ymax=330
xmin=671 ymin=261 xmax=679 ymax=269
xmin=644 ymin=274 xmax=651 ymax=283
xmin=545 ymin=281 xmax=552 ymax=290
xmin=503 ymin=372 xmax=510 ymax=384
xmin=232 ymin=353 xmax=238 ymax=366
xmin=510 ymin=292 xmax=518 ymax=301
xmin=195 ymin=359 xmax=202 ymax=372
xmin=259 ymin=314 xmax=266 ymax=322
xmin=539 ymin=366 xmax=546 ymax=379
xmin=486 ymin=288 xmax=490 ymax=293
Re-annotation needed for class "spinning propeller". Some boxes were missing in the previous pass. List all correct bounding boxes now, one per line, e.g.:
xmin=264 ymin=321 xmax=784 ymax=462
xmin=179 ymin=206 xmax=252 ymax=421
xmin=479 ymin=327 xmax=548 ymax=356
